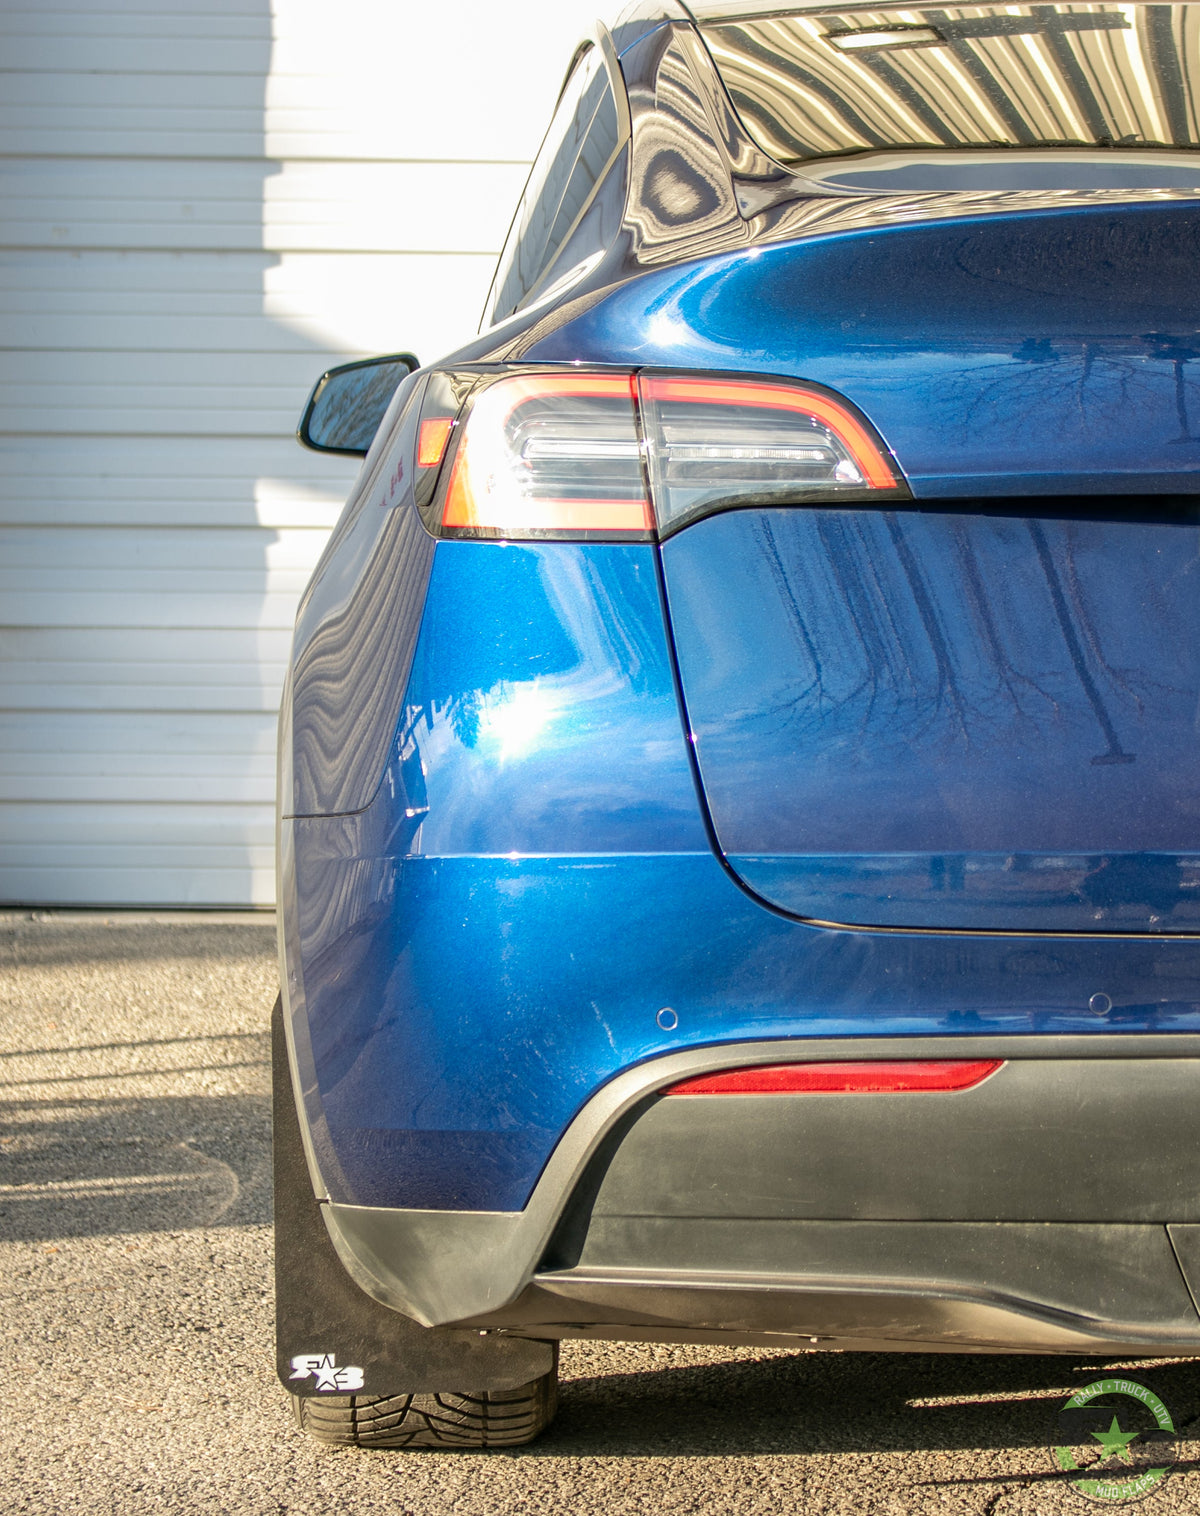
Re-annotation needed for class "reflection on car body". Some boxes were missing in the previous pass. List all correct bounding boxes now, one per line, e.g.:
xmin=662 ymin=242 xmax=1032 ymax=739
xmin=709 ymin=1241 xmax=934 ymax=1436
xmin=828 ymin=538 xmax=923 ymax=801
xmin=275 ymin=1 xmax=1200 ymax=1451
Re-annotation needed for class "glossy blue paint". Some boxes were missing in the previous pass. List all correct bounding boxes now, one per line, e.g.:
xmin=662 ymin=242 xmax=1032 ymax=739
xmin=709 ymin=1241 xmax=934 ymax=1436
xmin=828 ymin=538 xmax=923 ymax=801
xmin=730 ymin=854 xmax=1200 ymax=934
xmin=283 ymin=838 xmax=1200 ymax=1211
xmin=286 ymin=372 xmax=436 ymax=818
xmin=279 ymin=61 xmax=1200 ymax=1222
xmin=662 ymin=504 xmax=1200 ymax=933
xmin=278 ymin=533 xmax=1200 ymax=1212
xmin=524 ymin=201 xmax=1200 ymax=498
xmin=381 ymin=540 xmax=706 ymax=857
xmin=281 ymin=530 xmax=710 ymax=1205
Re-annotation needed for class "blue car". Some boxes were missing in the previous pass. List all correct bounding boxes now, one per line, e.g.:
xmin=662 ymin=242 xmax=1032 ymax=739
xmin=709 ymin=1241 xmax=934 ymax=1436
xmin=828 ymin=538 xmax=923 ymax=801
xmin=276 ymin=1 xmax=1200 ymax=1449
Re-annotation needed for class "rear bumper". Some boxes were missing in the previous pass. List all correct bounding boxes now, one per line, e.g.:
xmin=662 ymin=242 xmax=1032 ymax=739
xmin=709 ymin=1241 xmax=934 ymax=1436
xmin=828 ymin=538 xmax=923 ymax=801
xmin=484 ymin=1221 xmax=1200 ymax=1356
xmin=316 ymin=1033 xmax=1200 ymax=1352
xmin=280 ymin=837 xmax=1200 ymax=1214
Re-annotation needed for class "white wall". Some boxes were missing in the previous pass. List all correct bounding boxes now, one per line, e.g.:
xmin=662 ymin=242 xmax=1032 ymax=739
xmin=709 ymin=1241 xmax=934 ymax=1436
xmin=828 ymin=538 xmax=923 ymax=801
xmin=0 ymin=0 xmax=600 ymax=906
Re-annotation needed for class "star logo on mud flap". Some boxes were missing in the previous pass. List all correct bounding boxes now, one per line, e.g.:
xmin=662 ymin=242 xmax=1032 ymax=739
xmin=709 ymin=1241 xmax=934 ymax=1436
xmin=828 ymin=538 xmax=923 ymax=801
xmin=289 ymin=1353 xmax=364 ymax=1392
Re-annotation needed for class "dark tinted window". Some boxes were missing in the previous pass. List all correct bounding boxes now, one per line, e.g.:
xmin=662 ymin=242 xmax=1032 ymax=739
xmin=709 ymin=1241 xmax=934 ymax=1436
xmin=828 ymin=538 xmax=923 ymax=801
xmin=701 ymin=4 xmax=1200 ymax=163
xmin=486 ymin=48 xmax=621 ymax=324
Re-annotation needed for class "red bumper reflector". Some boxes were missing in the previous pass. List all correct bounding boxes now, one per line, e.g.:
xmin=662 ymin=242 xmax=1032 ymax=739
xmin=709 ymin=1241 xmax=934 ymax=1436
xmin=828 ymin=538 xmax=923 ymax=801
xmin=665 ymin=1059 xmax=1003 ymax=1095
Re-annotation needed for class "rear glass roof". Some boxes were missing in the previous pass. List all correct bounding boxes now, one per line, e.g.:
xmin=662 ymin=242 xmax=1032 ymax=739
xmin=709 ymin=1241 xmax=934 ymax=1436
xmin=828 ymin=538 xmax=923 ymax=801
xmin=696 ymin=4 xmax=1200 ymax=163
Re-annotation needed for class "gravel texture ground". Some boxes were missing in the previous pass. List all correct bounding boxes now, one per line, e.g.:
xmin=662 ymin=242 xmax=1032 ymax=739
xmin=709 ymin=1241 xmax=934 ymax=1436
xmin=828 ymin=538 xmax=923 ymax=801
xmin=2 ymin=910 xmax=1199 ymax=1515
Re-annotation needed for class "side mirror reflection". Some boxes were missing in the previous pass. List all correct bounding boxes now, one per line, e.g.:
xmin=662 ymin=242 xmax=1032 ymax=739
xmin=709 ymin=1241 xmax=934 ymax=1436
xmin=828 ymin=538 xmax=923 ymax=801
xmin=298 ymin=352 xmax=420 ymax=455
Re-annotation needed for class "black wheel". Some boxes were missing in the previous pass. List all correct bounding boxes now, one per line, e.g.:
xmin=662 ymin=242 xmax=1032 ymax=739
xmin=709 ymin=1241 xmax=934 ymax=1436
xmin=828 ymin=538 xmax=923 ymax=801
xmin=291 ymin=1358 xmax=558 ymax=1449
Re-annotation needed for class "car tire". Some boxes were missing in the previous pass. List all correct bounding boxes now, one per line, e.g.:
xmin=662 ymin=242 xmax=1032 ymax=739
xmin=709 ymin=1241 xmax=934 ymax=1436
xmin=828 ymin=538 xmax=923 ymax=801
xmin=290 ymin=1361 xmax=559 ymax=1448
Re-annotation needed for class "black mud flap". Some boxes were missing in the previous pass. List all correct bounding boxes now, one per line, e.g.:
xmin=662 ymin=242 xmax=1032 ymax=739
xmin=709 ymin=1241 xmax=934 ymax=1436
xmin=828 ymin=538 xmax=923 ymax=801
xmin=272 ymin=996 xmax=555 ymax=1397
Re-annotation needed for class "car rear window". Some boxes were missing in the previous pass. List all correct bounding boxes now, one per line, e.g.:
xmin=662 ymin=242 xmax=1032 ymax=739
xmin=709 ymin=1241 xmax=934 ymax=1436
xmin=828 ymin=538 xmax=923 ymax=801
xmin=486 ymin=47 xmax=622 ymax=325
xmin=698 ymin=4 xmax=1200 ymax=164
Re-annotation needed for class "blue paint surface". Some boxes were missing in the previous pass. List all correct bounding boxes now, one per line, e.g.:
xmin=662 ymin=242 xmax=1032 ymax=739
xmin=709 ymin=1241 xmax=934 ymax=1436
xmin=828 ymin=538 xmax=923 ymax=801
xmin=280 ymin=196 xmax=1200 ymax=1215
xmin=281 ymin=536 xmax=1200 ymax=1210
xmin=527 ymin=202 xmax=1200 ymax=498
xmin=663 ymin=504 xmax=1200 ymax=932
xmin=383 ymin=540 xmax=706 ymax=858
xmin=286 ymin=841 xmax=1200 ymax=1210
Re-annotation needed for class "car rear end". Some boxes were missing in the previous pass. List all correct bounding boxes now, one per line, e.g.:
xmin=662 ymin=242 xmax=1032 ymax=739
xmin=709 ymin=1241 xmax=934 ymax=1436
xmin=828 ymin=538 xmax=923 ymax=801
xmin=276 ymin=1 xmax=1200 ymax=1423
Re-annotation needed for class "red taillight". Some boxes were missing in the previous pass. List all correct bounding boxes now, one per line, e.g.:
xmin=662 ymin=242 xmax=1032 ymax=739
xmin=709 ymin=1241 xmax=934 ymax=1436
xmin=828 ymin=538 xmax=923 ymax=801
xmin=441 ymin=372 xmax=652 ymax=536
xmin=425 ymin=368 xmax=904 ymax=540
xmin=665 ymin=1060 xmax=1003 ymax=1095
xmin=639 ymin=374 xmax=899 ymax=494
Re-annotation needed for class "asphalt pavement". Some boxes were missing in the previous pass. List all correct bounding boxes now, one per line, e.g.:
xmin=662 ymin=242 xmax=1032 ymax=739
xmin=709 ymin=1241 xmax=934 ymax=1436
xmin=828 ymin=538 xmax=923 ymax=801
xmin=2 ymin=911 xmax=1198 ymax=1515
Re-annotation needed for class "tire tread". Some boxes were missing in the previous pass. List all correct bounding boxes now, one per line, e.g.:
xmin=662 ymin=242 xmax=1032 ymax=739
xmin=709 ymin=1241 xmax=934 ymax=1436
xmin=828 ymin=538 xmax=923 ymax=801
xmin=291 ymin=1368 xmax=557 ymax=1448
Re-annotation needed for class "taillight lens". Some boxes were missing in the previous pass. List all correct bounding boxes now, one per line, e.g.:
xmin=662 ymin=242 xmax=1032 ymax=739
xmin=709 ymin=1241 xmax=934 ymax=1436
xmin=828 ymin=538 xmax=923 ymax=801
xmin=413 ymin=369 xmax=475 ymax=512
xmin=441 ymin=372 xmax=652 ymax=539
xmin=420 ymin=367 xmax=905 ymax=540
xmin=665 ymin=1060 xmax=1003 ymax=1095
xmin=639 ymin=374 xmax=899 ymax=533
xmin=418 ymin=417 xmax=453 ymax=467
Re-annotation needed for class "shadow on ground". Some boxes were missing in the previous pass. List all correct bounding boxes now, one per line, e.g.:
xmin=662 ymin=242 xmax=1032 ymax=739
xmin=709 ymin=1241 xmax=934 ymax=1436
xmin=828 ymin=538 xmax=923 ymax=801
xmin=541 ymin=1349 xmax=1200 ymax=1464
xmin=3 ymin=915 xmax=1198 ymax=1491
xmin=0 ymin=919 xmax=276 ymax=972
xmin=0 ymin=1092 xmax=271 ymax=1238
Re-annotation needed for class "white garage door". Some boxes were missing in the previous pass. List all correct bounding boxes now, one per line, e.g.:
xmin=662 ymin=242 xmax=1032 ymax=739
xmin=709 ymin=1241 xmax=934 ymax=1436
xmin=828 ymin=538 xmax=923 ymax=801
xmin=0 ymin=0 xmax=597 ymax=906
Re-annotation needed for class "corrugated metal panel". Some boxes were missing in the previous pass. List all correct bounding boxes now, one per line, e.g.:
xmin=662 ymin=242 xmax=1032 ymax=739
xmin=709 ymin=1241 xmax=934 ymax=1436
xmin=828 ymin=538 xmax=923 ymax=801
xmin=0 ymin=249 xmax=501 ymax=380
xmin=0 ymin=0 xmax=598 ymax=906
xmin=0 ymin=435 xmax=350 ymax=526
xmin=0 ymin=801 xmax=275 ymax=907
xmin=0 ymin=159 xmax=527 ymax=252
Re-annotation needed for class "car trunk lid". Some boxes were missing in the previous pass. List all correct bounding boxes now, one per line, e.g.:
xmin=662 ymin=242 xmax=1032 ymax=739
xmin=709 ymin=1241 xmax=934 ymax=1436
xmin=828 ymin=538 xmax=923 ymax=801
xmin=661 ymin=500 xmax=1200 ymax=933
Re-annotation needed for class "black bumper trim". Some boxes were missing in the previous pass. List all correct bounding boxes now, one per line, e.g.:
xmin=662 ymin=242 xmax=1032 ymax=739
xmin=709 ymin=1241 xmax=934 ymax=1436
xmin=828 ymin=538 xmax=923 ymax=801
xmin=318 ymin=1032 xmax=1200 ymax=1328
xmin=461 ymin=1218 xmax=1200 ymax=1352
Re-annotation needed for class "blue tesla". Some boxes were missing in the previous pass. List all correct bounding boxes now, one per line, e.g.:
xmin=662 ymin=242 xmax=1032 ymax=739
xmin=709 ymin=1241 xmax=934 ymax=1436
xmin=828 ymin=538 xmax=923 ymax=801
xmin=275 ymin=1 xmax=1200 ymax=1448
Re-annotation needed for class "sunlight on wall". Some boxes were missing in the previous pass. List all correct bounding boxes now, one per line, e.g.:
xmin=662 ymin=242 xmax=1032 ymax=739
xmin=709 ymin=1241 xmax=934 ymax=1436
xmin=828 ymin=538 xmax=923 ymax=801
xmin=263 ymin=0 xmax=604 ymax=363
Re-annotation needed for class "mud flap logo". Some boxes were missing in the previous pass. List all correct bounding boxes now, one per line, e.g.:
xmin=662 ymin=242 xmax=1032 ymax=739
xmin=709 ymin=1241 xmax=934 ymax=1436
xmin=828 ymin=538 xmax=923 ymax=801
xmin=289 ymin=1353 xmax=364 ymax=1392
